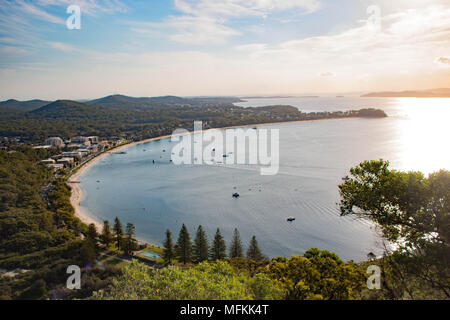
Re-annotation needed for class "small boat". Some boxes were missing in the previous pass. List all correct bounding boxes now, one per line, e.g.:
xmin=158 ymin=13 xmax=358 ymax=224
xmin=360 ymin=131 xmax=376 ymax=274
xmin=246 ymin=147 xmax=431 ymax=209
xmin=232 ymin=193 xmax=240 ymax=198
xmin=287 ymin=217 xmax=296 ymax=222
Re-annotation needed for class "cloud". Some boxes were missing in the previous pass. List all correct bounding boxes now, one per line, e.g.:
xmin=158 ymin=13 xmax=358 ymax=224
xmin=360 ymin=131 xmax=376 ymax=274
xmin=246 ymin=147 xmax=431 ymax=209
xmin=0 ymin=46 xmax=27 ymax=54
xmin=235 ymin=43 xmax=268 ymax=52
xmin=174 ymin=0 xmax=321 ymax=17
xmin=165 ymin=16 xmax=241 ymax=44
xmin=36 ymin=0 xmax=128 ymax=16
xmin=4 ymin=0 xmax=65 ymax=24
xmin=48 ymin=41 xmax=76 ymax=52
xmin=436 ymin=56 xmax=450 ymax=66
xmin=131 ymin=0 xmax=321 ymax=45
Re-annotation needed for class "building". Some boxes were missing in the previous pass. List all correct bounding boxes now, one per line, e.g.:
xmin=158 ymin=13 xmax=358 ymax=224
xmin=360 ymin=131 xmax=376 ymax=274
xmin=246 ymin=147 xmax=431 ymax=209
xmin=45 ymin=137 xmax=64 ymax=148
xmin=40 ymin=158 xmax=55 ymax=165
xmin=87 ymin=136 xmax=99 ymax=145
xmin=47 ymin=163 xmax=65 ymax=171
xmin=62 ymin=151 xmax=83 ymax=160
xmin=56 ymin=157 xmax=74 ymax=167
xmin=88 ymin=145 xmax=99 ymax=153
xmin=76 ymin=149 xmax=90 ymax=157
xmin=71 ymin=136 xmax=91 ymax=147
xmin=67 ymin=143 xmax=83 ymax=149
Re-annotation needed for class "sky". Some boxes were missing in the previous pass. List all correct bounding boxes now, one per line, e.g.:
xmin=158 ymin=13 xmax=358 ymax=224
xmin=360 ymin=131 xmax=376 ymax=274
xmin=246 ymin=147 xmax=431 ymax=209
xmin=0 ymin=0 xmax=449 ymax=100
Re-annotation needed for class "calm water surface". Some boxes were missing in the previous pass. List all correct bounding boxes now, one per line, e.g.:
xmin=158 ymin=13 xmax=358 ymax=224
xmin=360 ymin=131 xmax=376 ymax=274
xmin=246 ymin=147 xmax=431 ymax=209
xmin=79 ymin=97 xmax=449 ymax=261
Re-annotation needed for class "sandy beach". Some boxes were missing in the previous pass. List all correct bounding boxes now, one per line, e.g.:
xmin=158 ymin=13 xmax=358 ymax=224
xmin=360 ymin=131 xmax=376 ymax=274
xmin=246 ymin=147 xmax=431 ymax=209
xmin=68 ymin=134 xmax=174 ymax=232
xmin=68 ymin=117 xmax=353 ymax=232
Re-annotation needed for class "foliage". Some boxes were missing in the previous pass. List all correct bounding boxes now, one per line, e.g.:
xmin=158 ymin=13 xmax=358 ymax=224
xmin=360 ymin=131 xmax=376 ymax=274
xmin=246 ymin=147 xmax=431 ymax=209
xmin=193 ymin=225 xmax=209 ymax=263
xmin=339 ymin=160 xmax=450 ymax=298
xmin=100 ymin=220 xmax=114 ymax=248
xmin=162 ymin=229 xmax=175 ymax=264
xmin=113 ymin=217 xmax=123 ymax=250
xmin=229 ymin=228 xmax=243 ymax=258
xmin=210 ymin=228 xmax=227 ymax=261
xmin=122 ymin=223 xmax=138 ymax=256
xmin=0 ymin=147 xmax=111 ymax=300
xmin=263 ymin=249 xmax=366 ymax=300
xmin=94 ymin=259 xmax=285 ymax=300
xmin=246 ymin=236 xmax=264 ymax=261
xmin=176 ymin=224 xmax=192 ymax=264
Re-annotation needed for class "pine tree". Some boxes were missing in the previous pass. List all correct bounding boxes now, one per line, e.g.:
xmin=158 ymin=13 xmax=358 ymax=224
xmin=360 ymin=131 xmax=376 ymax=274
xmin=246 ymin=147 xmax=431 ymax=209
xmin=176 ymin=224 xmax=192 ymax=264
xmin=123 ymin=223 xmax=138 ymax=256
xmin=162 ymin=229 xmax=175 ymax=264
xmin=80 ymin=239 xmax=97 ymax=266
xmin=246 ymin=235 xmax=264 ymax=261
xmin=229 ymin=228 xmax=243 ymax=258
xmin=113 ymin=217 xmax=123 ymax=250
xmin=86 ymin=223 xmax=99 ymax=253
xmin=101 ymin=220 xmax=114 ymax=248
xmin=86 ymin=223 xmax=98 ymax=242
xmin=193 ymin=225 xmax=209 ymax=263
xmin=210 ymin=228 xmax=226 ymax=261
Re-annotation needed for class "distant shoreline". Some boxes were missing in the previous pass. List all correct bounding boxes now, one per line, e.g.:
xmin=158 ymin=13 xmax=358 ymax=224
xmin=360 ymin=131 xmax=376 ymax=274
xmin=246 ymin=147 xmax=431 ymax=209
xmin=67 ymin=116 xmax=368 ymax=233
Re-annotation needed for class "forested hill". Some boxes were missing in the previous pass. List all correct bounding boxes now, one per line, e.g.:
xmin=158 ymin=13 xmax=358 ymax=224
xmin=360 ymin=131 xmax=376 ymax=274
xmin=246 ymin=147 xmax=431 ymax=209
xmin=0 ymin=99 xmax=51 ymax=111
xmin=0 ymin=95 xmax=244 ymax=113
xmin=31 ymin=100 xmax=105 ymax=118
xmin=0 ymin=95 xmax=387 ymax=143
xmin=87 ymin=95 xmax=244 ymax=110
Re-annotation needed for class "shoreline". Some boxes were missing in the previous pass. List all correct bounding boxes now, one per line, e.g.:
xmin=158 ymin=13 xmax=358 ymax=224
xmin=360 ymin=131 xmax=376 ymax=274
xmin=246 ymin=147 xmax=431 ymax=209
xmin=68 ymin=134 xmax=175 ymax=232
xmin=67 ymin=116 xmax=362 ymax=233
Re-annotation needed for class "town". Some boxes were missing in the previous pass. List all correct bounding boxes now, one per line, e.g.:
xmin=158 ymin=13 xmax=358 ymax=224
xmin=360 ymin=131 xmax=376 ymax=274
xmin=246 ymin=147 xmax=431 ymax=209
xmin=31 ymin=136 xmax=126 ymax=173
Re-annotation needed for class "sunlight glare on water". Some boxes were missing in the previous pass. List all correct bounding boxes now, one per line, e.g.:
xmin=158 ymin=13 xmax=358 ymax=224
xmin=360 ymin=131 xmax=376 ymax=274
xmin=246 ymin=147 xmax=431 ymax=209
xmin=394 ymin=98 xmax=450 ymax=175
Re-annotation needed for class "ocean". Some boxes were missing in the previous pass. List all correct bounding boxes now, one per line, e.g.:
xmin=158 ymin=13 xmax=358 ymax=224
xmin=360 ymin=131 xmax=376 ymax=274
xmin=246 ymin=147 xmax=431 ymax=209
xmin=78 ymin=96 xmax=450 ymax=261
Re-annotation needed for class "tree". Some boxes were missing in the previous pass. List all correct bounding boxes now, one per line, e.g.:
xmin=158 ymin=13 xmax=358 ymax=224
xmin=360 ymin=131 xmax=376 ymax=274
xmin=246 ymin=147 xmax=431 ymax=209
xmin=122 ymin=223 xmax=138 ymax=256
xmin=101 ymin=220 xmax=114 ymax=248
xmin=339 ymin=160 xmax=450 ymax=298
xmin=80 ymin=238 xmax=97 ymax=266
xmin=229 ymin=228 xmax=243 ymax=258
xmin=162 ymin=229 xmax=175 ymax=264
xmin=210 ymin=228 xmax=226 ymax=261
xmin=263 ymin=250 xmax=365 ymax=300
xmin=113 ymin=217 xmax=123 ymax=250
xmin=247 ymin=236 xmax=264 ymax=261
xmin=193 ymin=225 xmax=209 ymax=263
xmin=86 ymin=223 xmax=98 ymax=252
xmin=176 ymin=224 xmax=192 ymax=264
xmin=94 ymin=260 xmax=285 ymax=300
xmin=18 ymin=279 xmax=48 ymax=300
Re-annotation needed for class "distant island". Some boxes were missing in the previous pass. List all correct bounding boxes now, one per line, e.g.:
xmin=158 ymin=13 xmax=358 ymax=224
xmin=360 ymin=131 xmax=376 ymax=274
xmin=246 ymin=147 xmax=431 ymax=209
xmin=362 ymin=88 xmax=450 ymax=98
xmin=240 ymin=95 xmax=319 ymax=99
xmin=240 ymin=95 xmax=295 ymax=99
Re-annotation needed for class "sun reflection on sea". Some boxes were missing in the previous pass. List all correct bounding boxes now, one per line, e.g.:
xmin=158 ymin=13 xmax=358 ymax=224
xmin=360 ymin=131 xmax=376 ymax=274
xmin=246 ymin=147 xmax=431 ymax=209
xmin=393 ymin=98 xmax=450 ymax=175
